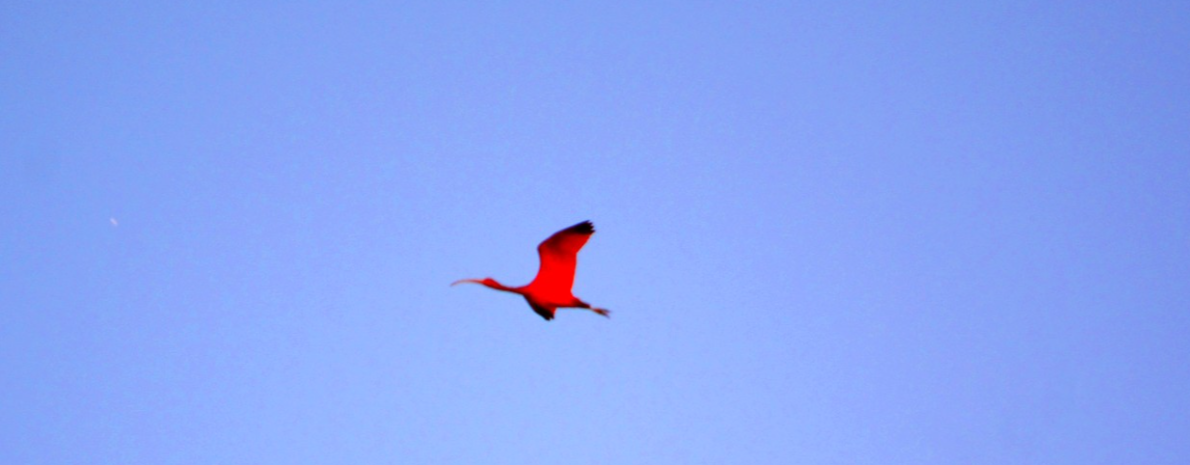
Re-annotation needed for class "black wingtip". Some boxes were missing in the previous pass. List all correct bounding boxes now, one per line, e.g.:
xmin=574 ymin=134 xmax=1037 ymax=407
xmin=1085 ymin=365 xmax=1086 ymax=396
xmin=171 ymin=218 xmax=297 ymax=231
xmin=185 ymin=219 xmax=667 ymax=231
xmin=568 ymin=220 xmax=594 ymax=235
xmin=531 ymin=304 xmax=556 ymax=321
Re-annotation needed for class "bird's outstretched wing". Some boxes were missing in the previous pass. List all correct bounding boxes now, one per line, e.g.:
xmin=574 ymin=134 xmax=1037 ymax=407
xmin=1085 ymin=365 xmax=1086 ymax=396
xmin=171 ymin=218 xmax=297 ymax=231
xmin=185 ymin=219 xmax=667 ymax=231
xmin=529 ymin=221 xmax=594 ymax=293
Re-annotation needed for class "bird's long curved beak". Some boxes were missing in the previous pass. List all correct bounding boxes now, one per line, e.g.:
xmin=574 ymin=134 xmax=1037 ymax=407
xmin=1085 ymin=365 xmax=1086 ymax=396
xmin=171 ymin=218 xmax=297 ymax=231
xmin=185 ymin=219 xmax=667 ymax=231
xmin=451 ymin=279 xmax=481 ymax=287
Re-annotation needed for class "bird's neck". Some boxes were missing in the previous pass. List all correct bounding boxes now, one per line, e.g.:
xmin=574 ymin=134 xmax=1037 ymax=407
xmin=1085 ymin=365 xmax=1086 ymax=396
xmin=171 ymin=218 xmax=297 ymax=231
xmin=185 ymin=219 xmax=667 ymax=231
xmin=484 ymin=279 xmax=523 ymax=294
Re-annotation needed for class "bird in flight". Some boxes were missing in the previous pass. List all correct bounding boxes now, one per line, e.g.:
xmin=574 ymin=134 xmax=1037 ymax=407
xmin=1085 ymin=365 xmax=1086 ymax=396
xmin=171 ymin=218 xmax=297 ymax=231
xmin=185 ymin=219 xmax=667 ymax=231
xmin=452 ymin=221 xmax=610 ymax=321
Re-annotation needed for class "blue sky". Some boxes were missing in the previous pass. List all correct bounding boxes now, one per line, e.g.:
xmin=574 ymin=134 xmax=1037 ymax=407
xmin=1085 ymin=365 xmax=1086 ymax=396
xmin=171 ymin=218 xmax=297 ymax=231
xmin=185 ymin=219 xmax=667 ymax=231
xmin=2 ymin=2 xmax=1188 ymax=463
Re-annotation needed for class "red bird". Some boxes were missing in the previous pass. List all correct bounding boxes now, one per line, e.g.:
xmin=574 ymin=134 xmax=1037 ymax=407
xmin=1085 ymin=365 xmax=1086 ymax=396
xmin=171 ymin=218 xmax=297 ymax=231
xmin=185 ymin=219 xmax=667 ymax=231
xmin=452 ymin=221 xmax=610 ymax=321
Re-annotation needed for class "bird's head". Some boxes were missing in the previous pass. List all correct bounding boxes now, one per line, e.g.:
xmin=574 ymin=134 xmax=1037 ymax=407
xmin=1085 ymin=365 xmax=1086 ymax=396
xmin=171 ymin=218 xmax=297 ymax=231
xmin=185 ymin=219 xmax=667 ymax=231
xmin=451 ymin=277 xmax=519 ymax=293
xmin=451 ymin=277 xmax=496 ymax=287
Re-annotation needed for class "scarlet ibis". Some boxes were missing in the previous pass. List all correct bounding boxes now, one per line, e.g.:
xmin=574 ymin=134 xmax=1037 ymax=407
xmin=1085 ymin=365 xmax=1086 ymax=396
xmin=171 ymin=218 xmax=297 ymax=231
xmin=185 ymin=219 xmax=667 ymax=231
xmin=452 ymin=221 xmax=610 ymax=321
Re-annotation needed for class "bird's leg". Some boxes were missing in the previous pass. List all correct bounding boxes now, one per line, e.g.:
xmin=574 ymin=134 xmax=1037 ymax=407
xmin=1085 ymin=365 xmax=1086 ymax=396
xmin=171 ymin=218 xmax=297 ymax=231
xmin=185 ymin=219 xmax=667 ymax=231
xmin=573 ymin=299 xmax=611 ymax=318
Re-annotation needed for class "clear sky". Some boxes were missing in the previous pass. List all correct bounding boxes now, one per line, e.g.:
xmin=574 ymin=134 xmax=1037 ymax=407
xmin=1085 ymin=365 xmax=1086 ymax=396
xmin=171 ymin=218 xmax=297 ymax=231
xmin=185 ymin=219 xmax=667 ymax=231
xmin=2 ymin=2 xmax=1188 ymax=463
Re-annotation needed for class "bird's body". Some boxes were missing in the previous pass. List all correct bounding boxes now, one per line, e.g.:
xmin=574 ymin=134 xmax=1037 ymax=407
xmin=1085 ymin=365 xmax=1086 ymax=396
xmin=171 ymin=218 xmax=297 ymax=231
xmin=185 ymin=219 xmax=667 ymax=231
xmin=452 ymin=221 xmax=610 ymax=321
